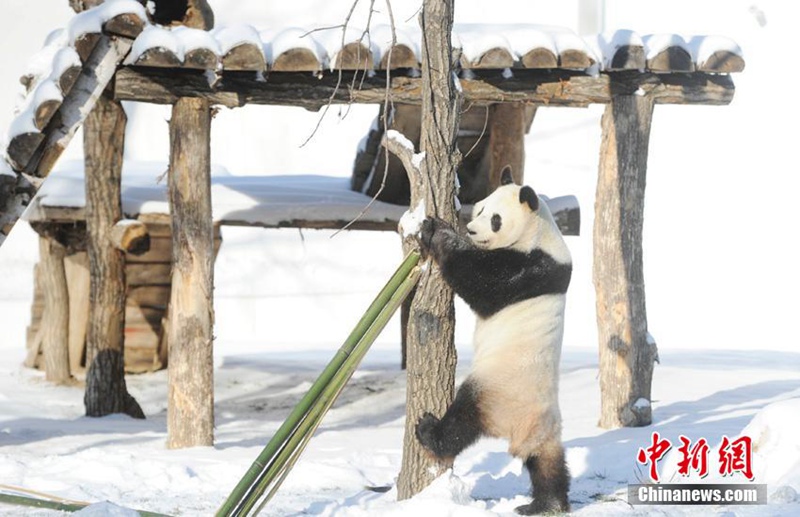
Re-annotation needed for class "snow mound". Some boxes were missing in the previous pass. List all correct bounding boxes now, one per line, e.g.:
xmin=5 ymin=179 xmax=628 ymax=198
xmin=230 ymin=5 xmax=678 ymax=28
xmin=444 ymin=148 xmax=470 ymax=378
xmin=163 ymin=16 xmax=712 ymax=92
xmin=743 ymin=398 xmax=800 ymax=495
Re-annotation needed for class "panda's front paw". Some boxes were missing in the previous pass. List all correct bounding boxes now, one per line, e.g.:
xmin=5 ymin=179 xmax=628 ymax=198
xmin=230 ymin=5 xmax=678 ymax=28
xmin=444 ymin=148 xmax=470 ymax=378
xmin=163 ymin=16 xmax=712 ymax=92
xmin=415 ymin=412 xmax=441 ymax=453
xmin=419 ymin=217 xmax=451 ymax=259
xmin=419 ymin=217 xmax=438 ymax=254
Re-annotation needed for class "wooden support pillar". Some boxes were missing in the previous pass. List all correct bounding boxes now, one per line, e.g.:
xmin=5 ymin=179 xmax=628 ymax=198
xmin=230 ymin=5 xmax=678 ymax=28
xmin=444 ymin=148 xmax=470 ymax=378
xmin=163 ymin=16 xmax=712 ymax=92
xmin=593 ymin=94 xmax=657 ymax=429
xmin=487 ymin=103 xmax=529 ymax=191
xmin=166 ymin=97 xmax=214 ymax=449
xmin=83 ymin=94 xmax=144 ymax=419
xmin=39 ymin=236 xmax=71 ymax=384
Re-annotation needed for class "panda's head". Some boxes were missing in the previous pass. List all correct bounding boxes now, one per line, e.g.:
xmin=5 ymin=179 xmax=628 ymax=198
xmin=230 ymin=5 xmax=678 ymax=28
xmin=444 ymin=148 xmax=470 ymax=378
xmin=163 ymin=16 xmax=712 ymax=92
xmin=467 ymin=167 xmax=568 ymax=260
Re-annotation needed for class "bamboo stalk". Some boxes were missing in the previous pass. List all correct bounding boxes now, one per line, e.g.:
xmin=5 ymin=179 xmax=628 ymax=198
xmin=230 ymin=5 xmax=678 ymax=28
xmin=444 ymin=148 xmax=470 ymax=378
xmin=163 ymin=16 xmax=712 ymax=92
xmin=217 ymin=252 xmax=421 ymax=517
xmin=247 ymin=263 xmax=422 ymax=514
xmin=0 ymin=491 xmax=171 ymax=516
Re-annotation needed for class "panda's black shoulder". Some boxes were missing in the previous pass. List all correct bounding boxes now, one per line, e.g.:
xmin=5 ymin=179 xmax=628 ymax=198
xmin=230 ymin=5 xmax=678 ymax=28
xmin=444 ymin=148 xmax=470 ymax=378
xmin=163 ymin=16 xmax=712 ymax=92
xmin=443 ymin=245 xmax=571 ymax=319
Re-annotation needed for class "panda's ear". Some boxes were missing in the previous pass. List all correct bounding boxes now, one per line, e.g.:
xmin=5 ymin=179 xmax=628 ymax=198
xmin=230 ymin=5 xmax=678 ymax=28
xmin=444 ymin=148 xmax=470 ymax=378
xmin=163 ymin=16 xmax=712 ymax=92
xmin=500 ymin=165 xmax=515 ymax=186
xmin=519 ymin=186 xmax=539 ymax=211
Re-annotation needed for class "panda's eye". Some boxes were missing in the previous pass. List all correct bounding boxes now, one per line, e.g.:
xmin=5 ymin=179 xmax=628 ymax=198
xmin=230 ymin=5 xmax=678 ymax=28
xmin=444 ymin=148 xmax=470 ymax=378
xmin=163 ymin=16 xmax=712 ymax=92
xmin=491 ymin=214 xmax=502 ymax=232
xmin=476 ymin=207 xmax=484 ymax=217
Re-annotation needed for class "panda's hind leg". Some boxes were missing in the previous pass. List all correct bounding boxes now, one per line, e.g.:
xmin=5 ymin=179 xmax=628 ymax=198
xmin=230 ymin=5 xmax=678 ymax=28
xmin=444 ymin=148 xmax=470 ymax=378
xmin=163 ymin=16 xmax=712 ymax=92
xmin=415 ymin=378 xmax=484 ymax=460
xmin=515 ymin=442 xmax=570 ymax=515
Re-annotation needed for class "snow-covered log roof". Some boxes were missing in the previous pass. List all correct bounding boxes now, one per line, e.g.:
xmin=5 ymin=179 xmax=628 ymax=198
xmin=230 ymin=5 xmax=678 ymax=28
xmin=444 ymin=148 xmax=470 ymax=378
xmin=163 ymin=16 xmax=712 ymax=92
xmin=1 ymin=0 xmax=744 ymax=179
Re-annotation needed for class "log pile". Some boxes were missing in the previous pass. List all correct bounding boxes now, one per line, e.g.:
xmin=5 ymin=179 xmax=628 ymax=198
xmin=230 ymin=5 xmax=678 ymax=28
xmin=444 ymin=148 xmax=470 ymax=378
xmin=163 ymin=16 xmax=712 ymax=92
xmin=26 ymin=219 xmax=222 ymax=373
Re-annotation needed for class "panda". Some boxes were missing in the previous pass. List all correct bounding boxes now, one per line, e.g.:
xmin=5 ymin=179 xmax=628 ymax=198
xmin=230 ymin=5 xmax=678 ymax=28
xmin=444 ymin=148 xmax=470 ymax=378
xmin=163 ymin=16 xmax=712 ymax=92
xmin=415 ymin=166 xmax=572 ymax=515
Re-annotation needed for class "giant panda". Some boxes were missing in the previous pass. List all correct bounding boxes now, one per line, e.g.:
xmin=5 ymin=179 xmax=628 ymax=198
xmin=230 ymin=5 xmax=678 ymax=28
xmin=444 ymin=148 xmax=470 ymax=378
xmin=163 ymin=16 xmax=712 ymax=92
xmin=415 ymin=166 xmax=572 ymax=515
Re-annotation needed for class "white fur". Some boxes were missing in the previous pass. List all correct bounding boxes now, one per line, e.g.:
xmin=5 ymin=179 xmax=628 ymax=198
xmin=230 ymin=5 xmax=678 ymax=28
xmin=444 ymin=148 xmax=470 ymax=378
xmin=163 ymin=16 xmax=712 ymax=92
xmin=465 ymin=183 xmax=570 ymax=458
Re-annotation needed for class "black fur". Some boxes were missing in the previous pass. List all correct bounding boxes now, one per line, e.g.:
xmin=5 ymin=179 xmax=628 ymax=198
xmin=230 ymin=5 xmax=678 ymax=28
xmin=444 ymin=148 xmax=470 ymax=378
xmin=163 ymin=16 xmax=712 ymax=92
xmin=491 ymin=214 xmax=502 ymax=233
xmin=500 ymin=165 xmax=515 ymax=185
xmin=419 ymin=218 xmax=571 ymax=319
xmin=415 ymin=379 xmax=484 ymax=459
xmin=516 ymin=450 xmax=570 ymax=515
xmin=519 ymin=186 xmax=539 ymax=212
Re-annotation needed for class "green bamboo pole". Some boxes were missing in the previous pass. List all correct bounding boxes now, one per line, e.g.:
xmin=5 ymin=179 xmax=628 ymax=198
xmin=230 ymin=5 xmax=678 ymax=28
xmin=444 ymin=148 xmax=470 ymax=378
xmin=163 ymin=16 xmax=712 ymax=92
xmin=0 ymin=492 xmax=172 ymax=516
xmin=217 ymin=252 xmax=421 ymax=517
xmin=246 ymin=263 xmax=422 ymax=514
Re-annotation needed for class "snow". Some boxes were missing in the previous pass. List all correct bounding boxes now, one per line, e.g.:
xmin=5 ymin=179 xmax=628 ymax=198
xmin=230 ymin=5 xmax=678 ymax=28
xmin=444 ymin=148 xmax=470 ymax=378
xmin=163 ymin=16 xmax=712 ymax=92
xmin=399 ymin=200 xmax=426 ymax=239
xmin=212 ymin=24 xmax=265 ymax=56
xmin=126 ymin=25 xmax=182 ymax=64
xmin=2 ymin=1 xmax=800 ymax=516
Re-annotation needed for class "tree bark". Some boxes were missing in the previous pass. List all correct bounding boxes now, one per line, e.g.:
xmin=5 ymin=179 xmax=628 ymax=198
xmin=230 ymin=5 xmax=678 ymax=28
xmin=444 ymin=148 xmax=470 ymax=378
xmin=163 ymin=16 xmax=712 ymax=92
xmin=166 ymin=97 xmax=215 ymax=449
xmin=593 ymin=94 xmax=657 ymax=429
xmin=396 ymin=0 xmax=462 ymax=500
xmin=39 ymin=236 xmax=71 ymax=384
xmin=83 ymin=94 xmax=144 ymax=419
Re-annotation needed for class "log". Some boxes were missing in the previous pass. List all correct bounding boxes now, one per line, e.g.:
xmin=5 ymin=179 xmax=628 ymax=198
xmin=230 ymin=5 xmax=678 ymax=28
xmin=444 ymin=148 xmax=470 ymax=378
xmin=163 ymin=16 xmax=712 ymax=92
xmin=24 ymin=262 xmax=45 ymax=368
xmin=594 ymin=93 xmax=657 ymax=429
xmin=608 ymin=45 xmax=646 ymax=71
xmin=6 ymin=133 xmax=45 ymax=172
xmin=698 ymin=51 xmax=745 ymax=73
xmin=521 ymin=47 xmax=558 ymax=69
xmin=559 ymin=48 xmax=594 ymax=69
xmin=35 ymin=99 xmax=61 ymax=131
xmin=647 ymin=46 xmax=693 ymax=72
xmin=132 ymin=47 xmax=183 ymax=68
xmin=103 ymin=11 xmax=146 ymax=39
xmin=183 ymin=47 xmax=219 ymax=70
xmin=126 ymin=263 xmax=172 ymax=286
xmin=114 ymin=66 xmax=737 ymax=109
xmin=332 ymin=42 xmax=373 ymax=71
xmin=463 ymin=47 xmax=514 ymax=69
xmin=129 ymin=285 xmax=171 ymax=309
xmin=271 ymin=48 xmax=321 ymax=72
xmin=221 ymin=42 xmax=266 ymax=71
xmin=167 ymin=97 xmax=215 ymax=449
xmin=58 ymin=65 xmax=83 ymax=96
xmin=110 ymin=218 xmax=150 ymax=255
xmin=124 ymin=235 xmax=171 ymax=263
xmin=39 ymin=237 xmax=71 ymax=384
xmin=73 ymin=32 xmax=101 ymax=63
xmin=29 ymin=35 xmax=134 ymax=177
xmin=65 ymin=252 xmax=90 ymax=374
xmin=379 ymin=44 xmax=418 ymax=69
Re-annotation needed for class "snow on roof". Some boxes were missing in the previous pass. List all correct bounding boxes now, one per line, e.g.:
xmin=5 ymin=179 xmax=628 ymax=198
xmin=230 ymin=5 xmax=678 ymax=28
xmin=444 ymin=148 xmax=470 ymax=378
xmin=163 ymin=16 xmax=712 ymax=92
xmin=0 ymin=0 xmax=745 ymax=176
xmin=25 ymin=161 xmax=408 ymax=228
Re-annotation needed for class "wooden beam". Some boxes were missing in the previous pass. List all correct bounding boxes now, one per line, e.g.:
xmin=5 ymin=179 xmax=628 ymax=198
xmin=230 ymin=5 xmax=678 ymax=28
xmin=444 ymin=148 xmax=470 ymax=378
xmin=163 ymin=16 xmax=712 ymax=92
xmin=114 ymin=67 xmax=736 ymax=109
xmin=65 ymin=252 xmax=90 ymax=374
xmin=593 ymin=93 xmax=657 ymax=429
xmin=39 ymin=236 xmax=72 ymax=384
xmin=487 ymin=103 xmax=529 ymax=194
xmin=166 ymin=97 xmax=215 ymax=449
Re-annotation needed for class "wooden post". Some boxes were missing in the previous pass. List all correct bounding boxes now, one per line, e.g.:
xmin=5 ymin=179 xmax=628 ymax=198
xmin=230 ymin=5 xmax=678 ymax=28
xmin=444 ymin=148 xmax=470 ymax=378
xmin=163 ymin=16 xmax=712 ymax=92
xmin=39 ymin=236 xmax=71 ymax=384
xmin=166 ymin=97 xmax=215 ymax=449
xmin=487 ymin=103 xmax=529 ymax=191
xmin=65 ymin=252 xmax=90 ymax=374
xmin=83 ymin=94 xmax=144 ymax=419
xmin=593 ymin=94 xmax=658 ymax=429
xmin=395 ymin=0 xmax=461 ymax=499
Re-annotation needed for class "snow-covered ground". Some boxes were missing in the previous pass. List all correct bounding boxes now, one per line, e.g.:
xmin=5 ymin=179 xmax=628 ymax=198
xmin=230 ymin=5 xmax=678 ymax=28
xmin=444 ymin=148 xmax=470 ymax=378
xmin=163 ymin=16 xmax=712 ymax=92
xmin=2 ymin=1 xmax=800 ymax=515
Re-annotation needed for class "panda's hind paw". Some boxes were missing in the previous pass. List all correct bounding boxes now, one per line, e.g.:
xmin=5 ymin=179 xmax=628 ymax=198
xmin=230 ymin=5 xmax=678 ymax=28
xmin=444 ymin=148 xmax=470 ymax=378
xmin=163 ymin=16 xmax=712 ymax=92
xmin=514 ymin=498 xmax=569 ymax=515
xmin=415 ymin=412 xmax=441 ymax=453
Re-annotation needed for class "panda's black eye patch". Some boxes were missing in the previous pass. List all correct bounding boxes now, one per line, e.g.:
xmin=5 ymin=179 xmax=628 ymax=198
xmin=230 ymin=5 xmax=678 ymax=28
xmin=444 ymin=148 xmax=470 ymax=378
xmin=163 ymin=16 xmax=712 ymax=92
xmin=491 ymin=214 xmax=502 ymax=232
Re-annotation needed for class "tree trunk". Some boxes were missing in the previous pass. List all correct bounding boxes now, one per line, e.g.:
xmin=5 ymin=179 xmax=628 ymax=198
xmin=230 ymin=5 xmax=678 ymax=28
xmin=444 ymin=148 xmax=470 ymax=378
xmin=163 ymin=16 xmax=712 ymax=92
xmin=593 ymin=94 xmax=657 ymax=429
xmin=166 ymin=97 xmax=215 ymax=449
xmin=396 ymin=0 xmax=462 ymax=500
xmin=39 ymin=236 xmax=71 ymax=384
xmin=83 ymin=94 xmax=144 ymax=419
